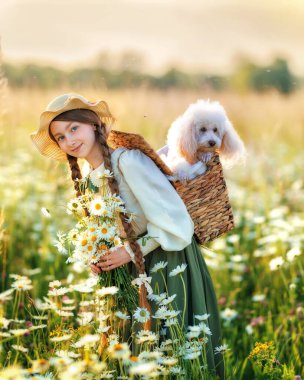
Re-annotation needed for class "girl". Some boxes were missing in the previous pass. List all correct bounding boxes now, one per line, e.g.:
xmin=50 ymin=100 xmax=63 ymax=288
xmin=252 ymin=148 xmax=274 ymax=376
xmin=31 ymin=93 xmax=225 ymax=379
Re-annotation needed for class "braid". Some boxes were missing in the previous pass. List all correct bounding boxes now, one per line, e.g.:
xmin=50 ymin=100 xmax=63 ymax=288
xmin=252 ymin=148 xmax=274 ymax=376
xmin=96 ymin=123 xmax=146 ymax=275
xmin=67 ymin=154 xmax=82 ymax=197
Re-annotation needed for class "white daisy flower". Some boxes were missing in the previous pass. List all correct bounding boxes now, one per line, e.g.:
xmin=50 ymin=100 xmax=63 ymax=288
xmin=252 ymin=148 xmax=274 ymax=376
xmin=198 ymin=322 xmax=212 ymax=335
xmin=97 ymin=325 xmax=111 ymax=333
xmin=12 ymin=344 xmax=28 ymax=353
xmin=195 ymin=313 xmax=210 ymax=321
xmin=165 ymin=318 xmax=179 ymax=327
xmin=49 ymin=280 xmax=62 ymax=288
xmin=133 ymin=307 xmax=150 ymax=323
xmin=72 ymin=334 xmax=100 ymax=348
xmin=89 ymin=196 xmax=107 ymax=216
xmin=269 ymin=256 xmax=284 ymax=271
xmin=107 ymin=342 xmax=131 ymax=360
xmin=169 ymin=264 xmax=187 ymax=277
xmin=151 ymin=261 xmax=168 ymax=273
xmin=159 ymin=294 xmax=177 ymax=306
xmin=113 ymin=236 xmax=123 ymax=247
xmin=132 ymin=273 xmax=153 ymax=295
xmin=214 ymin=343 xmax=230 ymax=354
xmin=55 ymin=310 xmax=74 ymax=317
xmin=48 ymin=287 xmax=71 ymax=296
xmin=252 ymin=294 xmax=266 ymax=302
xmin=129 ymin=362 xmax=158 ymax=376
xmin=9 ymin=329 xmax=30 ymax=336
xmin=166 ymin=310 xmax=181 ymax=319
xmin=99 ymin=223 xmax=115 ymax=240
xmin=115 ymin=311 xmax=130 ymax=320
xmin=41 ymin=207 xmax=51 ymax=218
xmin=186 ymin=331 xmax=200 ymax=339
xmin=66 ymin=198 xmax=84 ymax=216
xmin=96 ymin=286 xmax=119 ymax=297
xmin=136 ymin=330 xmax=158 ymax=344
xmin=153 ymin=306 xmax=169 ymax=320
xmin=220 ymin=308 xmax=238 ymax=323
xmin=286 ymin=246 xmax=301 ymax=262
xmin=148 ymin=292 xmax=167 ymax=303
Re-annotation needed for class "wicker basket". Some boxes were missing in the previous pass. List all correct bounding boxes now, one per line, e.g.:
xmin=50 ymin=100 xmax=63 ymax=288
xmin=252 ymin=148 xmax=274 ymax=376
xmin=108 ymin=130 xmax=234 ymax=244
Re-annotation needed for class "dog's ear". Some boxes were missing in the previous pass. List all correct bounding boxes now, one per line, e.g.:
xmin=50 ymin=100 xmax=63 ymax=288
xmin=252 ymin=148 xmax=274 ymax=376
xmin=177 ymin=118 xmax=198 ymax=164
xmin=219 ymin=119 xmax=246 ymax=167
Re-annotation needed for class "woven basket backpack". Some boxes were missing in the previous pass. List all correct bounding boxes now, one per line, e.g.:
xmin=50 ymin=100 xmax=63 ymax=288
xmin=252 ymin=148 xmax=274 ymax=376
xmin=108 ymin=130 xmax=234 ymax=244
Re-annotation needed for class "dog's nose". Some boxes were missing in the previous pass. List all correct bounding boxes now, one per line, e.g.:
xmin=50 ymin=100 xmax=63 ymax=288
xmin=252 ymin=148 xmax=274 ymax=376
xmin=208 ymin=140 xmax=216 ymax=147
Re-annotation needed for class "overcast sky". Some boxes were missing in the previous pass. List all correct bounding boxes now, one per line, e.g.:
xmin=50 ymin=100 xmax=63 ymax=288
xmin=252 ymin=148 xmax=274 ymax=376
xmin=1 ymin=0 xmax=303 ymax=74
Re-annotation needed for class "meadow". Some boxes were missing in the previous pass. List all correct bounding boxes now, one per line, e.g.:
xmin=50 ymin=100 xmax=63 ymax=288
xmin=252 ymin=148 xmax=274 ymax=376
xmin=0 ymin=87 xmax=303 ymax=379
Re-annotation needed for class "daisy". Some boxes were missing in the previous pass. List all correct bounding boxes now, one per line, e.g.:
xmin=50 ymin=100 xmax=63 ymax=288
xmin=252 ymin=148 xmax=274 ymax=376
xmin=136 ymin=330 xmax=158 ymax=344
xmin=41 ymin=207 xmax=51 ymax=218
xmin=195 ymin=313 xmax=210 ymax=321
xmin=129 ymin=362 xmax=158 ymax=376
xmin=199 ymin=322 xmax=212 ymax=335
xmin=151 ymin=261 xmax=168 ymax=273
xmin=72 ymin=334 xmax=100 ymax=348
xmin=11 ymin=279 xmax=33 ymax=292
xmin=214 ymin=344 xmax=230 ymax=355
xmin=55 ymin=310 xmax=74 ymax=317
xmin=50 ymin=334 xmax=72 ymax=342
xmin=49 ymin=280 xmax=62 ymax=288
xmin=169 ymin=264 xmax=187 ymax=277
xmin=12 ymin=345 xmax=28 ymax=353
xmin=107 ymin=343 xmax=131 ymax=360
xmin=115 ymin=311 xmax=131 ymax=320
xmin=66 ymin=198 xmax=84 ymax=216
xmin=220 ymin=308 xmax=238 ymax=323
xmin=133 ymin=307 xmax=150 ymax=323
xmin=113 ymin=236 xmax=123 ymax=247
xmin=165 ymin=318 xmax=178 ymax=327
xmin=148 ymin=293 xmax=167 ymax=303
xmin=286 ymin=246 xmax=301 ymax=262
xmin=99 ymin=223 xmax=115 ymax=240
xmin=159 ymin=294 xmax=177 ymax=306
xmin=153 ymin=306 xmax=169 ymax=320
xmin=96 ymin=286 xmax=119 ymax=297
xmin=269 ymin=256 xmax=284 ymax=271
xmin=9 ymin=329 xmax=30 ymax=336
xmin=48 ymin=287 xmax=71 ymax=296
xmin=29 ymin=324 xmax=47 ymax=331
xmin=89 ymin=196 xmax=107 ymax=216
xmin=97 ymin=325 xmax=111 ymax=333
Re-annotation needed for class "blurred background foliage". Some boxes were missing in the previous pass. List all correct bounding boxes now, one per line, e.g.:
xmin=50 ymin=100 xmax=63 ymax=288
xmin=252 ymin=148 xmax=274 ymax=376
xmin=2 ymin=52 xmax=301 ymax=94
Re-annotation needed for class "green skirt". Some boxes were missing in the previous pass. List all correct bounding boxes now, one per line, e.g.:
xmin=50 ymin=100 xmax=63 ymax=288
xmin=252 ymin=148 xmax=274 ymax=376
xmin=143 ymin=236 xmax=225 ymax=380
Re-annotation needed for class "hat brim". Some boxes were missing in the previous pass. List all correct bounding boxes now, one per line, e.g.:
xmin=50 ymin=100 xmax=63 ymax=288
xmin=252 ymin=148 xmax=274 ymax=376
xmin=31 ymin=97 xmax=116 ymax=161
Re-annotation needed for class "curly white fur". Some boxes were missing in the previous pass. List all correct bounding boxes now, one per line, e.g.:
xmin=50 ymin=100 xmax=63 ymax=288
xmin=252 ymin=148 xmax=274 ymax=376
xmin=161 ymin=100 xmax=246 ymax=180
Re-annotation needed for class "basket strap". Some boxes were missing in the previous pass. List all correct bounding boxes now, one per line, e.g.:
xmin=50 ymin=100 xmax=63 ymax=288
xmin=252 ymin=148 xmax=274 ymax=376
xmin=108 ymin=130 xmax=173 ymax=176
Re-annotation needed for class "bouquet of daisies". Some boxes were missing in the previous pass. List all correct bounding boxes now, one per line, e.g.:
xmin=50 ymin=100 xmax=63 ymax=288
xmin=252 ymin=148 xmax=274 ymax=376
xmin=54 ymin=170 xmax=138 ymax=313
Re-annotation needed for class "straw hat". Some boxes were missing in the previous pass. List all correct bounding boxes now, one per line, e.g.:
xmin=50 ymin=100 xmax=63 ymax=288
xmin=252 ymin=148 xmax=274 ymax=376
xmin=30 ymin=93 xmax=116 ymax=161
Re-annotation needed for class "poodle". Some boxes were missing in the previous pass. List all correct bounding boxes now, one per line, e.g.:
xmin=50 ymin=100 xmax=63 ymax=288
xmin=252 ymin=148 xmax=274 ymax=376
xmin=159 ymin=100 xmax=246 ymax=180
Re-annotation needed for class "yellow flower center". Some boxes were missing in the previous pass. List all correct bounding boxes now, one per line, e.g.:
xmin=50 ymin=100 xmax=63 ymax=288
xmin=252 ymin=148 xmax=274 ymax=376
xmin=81 ymin=239 xmax=88 ymax=246
xmin=95 ymin=203 xmax=101 ymax=210
xmin=101 ymin=228 xmax=108 ymax=234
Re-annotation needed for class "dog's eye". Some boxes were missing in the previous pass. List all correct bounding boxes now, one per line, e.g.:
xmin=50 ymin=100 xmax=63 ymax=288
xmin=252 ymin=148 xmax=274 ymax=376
xmin=213 ymin=127 xmax=218 ymax=132
xmin=201 ymin=127 xmax=207 ymax=132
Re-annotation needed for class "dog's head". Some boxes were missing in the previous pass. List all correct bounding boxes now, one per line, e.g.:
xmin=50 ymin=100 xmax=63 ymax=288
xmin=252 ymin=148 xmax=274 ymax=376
xmin=168 ymin=99 xmax=246 ymax=166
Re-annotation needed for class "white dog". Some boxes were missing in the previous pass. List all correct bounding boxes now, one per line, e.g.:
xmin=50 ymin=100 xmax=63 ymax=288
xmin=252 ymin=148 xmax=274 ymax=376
xmin=159 ymin=100 xmax=246 ymax=180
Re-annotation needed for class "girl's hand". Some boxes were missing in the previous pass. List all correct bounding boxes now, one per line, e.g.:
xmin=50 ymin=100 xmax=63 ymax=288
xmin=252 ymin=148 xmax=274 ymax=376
xmin=90 ymin=247 xmax=131 ymax=274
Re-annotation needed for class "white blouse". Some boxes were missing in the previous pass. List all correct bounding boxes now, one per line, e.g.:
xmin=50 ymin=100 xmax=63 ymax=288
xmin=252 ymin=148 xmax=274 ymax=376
xmin=89 ymin=148 xmax=194 ymax=256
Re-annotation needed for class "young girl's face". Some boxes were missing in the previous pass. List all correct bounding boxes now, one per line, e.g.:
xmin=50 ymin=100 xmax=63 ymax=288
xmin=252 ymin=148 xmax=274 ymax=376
xmin=50 ymin=120 xmax=99 ymax=159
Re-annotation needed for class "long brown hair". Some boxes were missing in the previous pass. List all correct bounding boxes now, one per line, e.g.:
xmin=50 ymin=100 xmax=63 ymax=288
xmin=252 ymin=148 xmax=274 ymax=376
xmin=49 ymin=109 xmax=145 ymax=275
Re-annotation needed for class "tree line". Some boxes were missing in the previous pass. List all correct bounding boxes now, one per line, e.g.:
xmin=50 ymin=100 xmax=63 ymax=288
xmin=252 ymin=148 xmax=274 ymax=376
xmin=3 ymin=57 xmax=302 ymax=94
